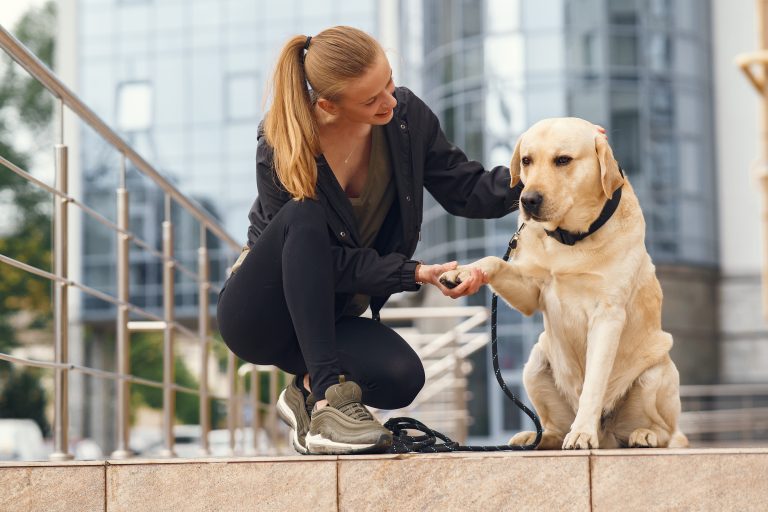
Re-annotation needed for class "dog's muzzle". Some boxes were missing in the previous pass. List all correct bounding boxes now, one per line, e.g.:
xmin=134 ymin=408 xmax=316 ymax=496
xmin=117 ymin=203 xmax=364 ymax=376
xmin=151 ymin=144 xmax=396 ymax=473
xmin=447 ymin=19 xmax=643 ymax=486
xmin=521 ymin=191 xmax=544 ymax=217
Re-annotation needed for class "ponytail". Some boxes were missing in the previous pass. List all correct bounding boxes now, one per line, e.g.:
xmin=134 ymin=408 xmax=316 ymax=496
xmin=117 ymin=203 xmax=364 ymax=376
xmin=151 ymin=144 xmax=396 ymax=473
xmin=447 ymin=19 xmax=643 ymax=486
xmin=264 ymin=35 xmax=319 ymax=201
xmin=264 ymin=27 xmax=383 ymax=201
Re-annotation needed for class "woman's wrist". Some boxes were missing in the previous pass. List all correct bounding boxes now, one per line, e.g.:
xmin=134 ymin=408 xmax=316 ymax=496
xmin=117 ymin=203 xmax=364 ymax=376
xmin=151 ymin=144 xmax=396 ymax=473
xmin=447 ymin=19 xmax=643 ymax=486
xmin=415 ymin=262 xmax=424 ymax=285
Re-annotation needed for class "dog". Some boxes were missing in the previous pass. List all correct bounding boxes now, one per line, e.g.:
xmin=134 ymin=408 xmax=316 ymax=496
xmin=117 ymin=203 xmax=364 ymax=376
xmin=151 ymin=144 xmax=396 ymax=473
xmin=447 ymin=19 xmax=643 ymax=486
xmin=439 ymin=118 xmax=688 ymax=449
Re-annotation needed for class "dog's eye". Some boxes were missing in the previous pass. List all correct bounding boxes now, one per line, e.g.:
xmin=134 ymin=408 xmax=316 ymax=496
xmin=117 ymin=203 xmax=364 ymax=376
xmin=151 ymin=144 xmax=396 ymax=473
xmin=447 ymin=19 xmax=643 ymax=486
xmin=555 ymin=156 xmax=572 ymax=166
xmin=521 ymin=156 xmax=532 ymax=166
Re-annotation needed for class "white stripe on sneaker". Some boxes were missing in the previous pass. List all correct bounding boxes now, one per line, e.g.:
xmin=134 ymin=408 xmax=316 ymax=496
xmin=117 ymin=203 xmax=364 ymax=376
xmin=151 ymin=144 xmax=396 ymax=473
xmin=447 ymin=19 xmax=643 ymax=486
xmin=305 ymin=433 xmax=377 ymax=455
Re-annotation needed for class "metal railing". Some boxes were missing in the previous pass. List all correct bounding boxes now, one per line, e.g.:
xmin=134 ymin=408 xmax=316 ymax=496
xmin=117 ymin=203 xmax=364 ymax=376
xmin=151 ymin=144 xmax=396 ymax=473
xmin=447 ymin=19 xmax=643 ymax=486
xmin=0 ymin=23 xmax=244 ymax=460
xmin=680 ymin=383 xmax=768 ymax=446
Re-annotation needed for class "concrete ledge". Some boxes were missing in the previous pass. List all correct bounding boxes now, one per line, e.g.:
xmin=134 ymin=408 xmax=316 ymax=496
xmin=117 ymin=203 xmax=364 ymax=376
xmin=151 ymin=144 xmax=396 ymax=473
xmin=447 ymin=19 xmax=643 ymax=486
xmin=338 ymin=451 xmax=590 ymax=512
xmin=107 ymin=456 xmax=337 ymax=512
xmin=1 ymin=448 xmax=767 ymax=511
xmin=591 ymin=448 xmax=768 ymax=512
xmin=0 ymin=460 xmax=105 ymax=512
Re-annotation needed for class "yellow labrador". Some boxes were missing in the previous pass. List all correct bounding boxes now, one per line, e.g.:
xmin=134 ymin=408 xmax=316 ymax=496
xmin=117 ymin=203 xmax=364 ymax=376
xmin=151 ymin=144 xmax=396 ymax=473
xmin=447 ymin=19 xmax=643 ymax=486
xmin=440 ymin=118 xmax=688 ymax=449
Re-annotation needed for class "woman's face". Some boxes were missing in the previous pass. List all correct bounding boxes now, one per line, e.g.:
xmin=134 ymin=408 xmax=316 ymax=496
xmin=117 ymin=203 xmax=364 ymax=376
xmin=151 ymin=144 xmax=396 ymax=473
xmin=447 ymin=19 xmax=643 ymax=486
xmin=325 ymin=53 xmax=397 ymax=125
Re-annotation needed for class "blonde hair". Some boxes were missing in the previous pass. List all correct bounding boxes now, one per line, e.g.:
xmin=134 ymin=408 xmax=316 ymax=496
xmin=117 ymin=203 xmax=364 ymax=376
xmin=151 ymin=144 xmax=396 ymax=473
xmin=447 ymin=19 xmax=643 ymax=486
xmin=264 ymin=26 xmax=383 ymax=200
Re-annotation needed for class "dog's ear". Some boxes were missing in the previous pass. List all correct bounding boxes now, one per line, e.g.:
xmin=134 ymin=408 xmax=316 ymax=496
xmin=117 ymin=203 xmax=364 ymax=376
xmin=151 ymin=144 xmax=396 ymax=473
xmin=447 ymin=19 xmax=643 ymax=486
xmin=595 ymin=134 xmax=624 ymax=199
xmin=509 ymin=136 xmax=523 ymax=188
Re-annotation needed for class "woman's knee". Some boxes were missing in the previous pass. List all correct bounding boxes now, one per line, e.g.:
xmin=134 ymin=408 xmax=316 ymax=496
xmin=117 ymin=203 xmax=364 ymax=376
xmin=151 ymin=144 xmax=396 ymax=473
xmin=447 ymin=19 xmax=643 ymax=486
xmin=369 ymin=356 xmax=425 ymax=410
xmin=279 ymin=198 xmax=326 ymax=229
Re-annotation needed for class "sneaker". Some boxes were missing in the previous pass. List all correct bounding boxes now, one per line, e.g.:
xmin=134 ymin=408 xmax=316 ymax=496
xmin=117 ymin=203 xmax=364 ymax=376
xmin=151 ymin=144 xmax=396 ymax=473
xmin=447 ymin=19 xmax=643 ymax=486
xmin=276 ymin=375 xmax=315 ymax=454
xmin=305 ymin=379 xmax=392 ymax=455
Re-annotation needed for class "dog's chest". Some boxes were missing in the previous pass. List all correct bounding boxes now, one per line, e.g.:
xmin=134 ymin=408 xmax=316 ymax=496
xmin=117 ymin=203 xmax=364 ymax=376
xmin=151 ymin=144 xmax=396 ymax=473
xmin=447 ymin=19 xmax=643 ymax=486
xmin=540 ymin=275 xmax=595 ymax=335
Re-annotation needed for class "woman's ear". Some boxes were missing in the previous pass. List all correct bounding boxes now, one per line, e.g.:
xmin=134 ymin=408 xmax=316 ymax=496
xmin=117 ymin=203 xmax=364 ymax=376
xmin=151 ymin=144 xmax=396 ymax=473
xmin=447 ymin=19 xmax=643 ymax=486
xmin=509 ymin=137 xmax=522 ymax=188
xmin=316 ymin=97 xmax=339 ymax=116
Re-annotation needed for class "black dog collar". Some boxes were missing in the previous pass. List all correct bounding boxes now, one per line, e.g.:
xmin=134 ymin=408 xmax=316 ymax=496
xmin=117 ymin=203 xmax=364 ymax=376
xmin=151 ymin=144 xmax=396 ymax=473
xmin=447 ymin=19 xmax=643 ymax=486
xmin=544 ymin=186 xmax=622 ymax=246
xmin=543 ymin=166 xmax=625 ymax=246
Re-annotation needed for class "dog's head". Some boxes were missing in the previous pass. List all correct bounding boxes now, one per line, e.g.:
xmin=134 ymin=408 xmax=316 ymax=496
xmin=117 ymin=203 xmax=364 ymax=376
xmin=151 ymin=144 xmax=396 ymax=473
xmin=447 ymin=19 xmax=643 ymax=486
xmin=509 ymin=117 xmax=624 ymax=233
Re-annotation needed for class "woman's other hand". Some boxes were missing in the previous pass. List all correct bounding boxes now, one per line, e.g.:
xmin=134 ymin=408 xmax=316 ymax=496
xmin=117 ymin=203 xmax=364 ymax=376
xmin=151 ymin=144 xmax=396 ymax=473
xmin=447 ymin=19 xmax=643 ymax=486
xmin=416 ymin=261 xmax=488 ymax=299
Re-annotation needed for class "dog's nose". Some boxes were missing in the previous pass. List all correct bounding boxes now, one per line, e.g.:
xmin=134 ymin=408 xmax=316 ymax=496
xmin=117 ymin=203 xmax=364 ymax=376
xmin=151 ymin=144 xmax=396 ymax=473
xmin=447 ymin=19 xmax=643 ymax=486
xmin=521 ymin=191 xmax=543 ymax=215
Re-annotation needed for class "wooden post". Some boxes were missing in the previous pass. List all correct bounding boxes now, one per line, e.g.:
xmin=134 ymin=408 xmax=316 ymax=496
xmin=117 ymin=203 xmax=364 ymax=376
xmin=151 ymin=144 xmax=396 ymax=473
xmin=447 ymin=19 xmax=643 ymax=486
xmin=739 ymin=1 xmax=768 ymax=320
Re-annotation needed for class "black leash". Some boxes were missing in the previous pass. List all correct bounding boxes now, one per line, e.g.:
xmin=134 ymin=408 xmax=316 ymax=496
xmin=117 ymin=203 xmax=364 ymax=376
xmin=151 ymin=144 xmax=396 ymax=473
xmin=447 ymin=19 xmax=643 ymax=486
xmin=384 ymin=227 xmax=542 ymax=453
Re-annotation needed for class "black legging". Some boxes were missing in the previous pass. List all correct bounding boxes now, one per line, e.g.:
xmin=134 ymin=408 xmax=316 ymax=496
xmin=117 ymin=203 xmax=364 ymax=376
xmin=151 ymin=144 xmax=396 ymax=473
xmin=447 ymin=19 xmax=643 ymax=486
xmin=216 ymin=199 xmax=425 ymax=409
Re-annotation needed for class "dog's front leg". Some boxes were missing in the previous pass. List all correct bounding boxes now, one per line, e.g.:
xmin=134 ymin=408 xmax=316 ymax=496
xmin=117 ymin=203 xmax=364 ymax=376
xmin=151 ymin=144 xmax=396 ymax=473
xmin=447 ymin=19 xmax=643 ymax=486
xmin=563 ymin=303 xmax=626 ymax=450
xmin=439 ymin=257 xmax=539 ymax=316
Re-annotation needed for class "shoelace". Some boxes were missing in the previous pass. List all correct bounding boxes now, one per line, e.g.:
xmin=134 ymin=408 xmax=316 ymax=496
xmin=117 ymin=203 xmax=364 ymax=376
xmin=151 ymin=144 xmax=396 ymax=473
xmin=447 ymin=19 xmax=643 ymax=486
xmin=338 ymin=401 xmax=373 ymax=422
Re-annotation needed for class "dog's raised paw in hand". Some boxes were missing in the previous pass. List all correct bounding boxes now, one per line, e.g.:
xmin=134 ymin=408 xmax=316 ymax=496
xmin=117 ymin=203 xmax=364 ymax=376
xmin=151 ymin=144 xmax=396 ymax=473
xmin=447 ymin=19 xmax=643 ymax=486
xmin=438 ymin=269 xmax=471 ymax=289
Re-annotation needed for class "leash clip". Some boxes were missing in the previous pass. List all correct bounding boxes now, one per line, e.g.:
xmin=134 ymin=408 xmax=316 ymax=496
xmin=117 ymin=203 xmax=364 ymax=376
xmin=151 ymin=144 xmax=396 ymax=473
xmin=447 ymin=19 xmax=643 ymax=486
xmin=507 ymin=223 xmax=526 ymax=257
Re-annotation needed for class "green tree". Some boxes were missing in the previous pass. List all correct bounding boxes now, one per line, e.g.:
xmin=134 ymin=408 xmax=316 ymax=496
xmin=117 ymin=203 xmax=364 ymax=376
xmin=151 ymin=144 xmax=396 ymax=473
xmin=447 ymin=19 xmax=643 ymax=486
xmin=130 ymin=332 xmax=221 ymax=426
xmin=0 ymin=2 xmax=57 ymax=435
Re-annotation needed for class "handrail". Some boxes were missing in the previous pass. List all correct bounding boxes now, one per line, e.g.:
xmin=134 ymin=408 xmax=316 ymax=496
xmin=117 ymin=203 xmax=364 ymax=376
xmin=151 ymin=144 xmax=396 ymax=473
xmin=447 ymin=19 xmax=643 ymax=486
xmin=0 ymin=352 xmax=227 ymax=400
xmin=0 ymin=153 xmax=210 ymax=280
xmin=0 ymin=24 xmax=240 ymax=251
xmin=0 ymin=22 xmax=245 ymax=461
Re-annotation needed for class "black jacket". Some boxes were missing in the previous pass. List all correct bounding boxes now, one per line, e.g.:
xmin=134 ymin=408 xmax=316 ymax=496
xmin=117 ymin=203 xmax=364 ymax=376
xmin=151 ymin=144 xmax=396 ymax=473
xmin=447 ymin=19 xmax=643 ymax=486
xmin=247 ymin=86 xmax=523 ymax=318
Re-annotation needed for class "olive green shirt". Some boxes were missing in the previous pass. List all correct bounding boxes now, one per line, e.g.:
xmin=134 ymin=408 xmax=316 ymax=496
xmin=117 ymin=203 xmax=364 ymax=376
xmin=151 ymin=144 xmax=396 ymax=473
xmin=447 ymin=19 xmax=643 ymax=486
xmin=345 ymin=125 xmax=396 ymax=316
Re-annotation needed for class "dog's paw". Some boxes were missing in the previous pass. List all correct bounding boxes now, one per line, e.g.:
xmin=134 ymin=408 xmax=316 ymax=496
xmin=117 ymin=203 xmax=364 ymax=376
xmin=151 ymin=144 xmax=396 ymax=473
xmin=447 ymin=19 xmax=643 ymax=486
xmin=438 ymin=269 xmax=471 ymax=289
xmin=628 ymin=428 xmax=658 ymax=448
xmin=509 ymin=430 xmax=563 ymax=450
xmin=562 ymin=429 xmax=599 ymax=450
xmin=508 ymin=431 xmax=538 ymax=447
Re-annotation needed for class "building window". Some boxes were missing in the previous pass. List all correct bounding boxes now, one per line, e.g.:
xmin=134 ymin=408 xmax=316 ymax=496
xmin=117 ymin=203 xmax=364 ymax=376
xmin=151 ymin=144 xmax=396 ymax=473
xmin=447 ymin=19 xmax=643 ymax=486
xmin=116 ymin=81 xmax=153 ymax=133
xmin=610 ymin=33 xmax=638 ymax=68
xmin=225 ymin=73 xmax=260 ymax=122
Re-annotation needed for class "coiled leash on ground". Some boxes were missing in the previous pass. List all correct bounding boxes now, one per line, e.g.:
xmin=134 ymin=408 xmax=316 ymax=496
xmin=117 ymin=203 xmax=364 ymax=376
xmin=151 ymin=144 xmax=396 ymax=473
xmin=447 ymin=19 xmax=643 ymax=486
xmin=384 ymin=226 xmax=542 ymax=453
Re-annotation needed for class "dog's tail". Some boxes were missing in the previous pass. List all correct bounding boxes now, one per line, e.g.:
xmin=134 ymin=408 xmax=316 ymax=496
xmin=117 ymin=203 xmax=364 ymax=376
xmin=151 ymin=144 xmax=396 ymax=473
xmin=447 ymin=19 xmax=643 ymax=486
xmin=668 ymin=430 xmax=689 ymax=448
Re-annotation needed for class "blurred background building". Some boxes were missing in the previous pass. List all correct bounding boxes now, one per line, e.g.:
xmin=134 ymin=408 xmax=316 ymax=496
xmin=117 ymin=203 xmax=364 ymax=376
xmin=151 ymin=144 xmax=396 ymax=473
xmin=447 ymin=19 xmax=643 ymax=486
xmin=1 ymin=0 xmax=765 ymax=454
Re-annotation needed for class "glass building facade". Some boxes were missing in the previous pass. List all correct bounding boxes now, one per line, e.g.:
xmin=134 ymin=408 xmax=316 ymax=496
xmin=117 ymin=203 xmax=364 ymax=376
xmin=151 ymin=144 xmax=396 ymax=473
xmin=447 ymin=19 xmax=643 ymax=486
xmin=77 ymin=0 xmax=380 ymax=322
xmin=411 ymin=0 xmax=718 ymax=442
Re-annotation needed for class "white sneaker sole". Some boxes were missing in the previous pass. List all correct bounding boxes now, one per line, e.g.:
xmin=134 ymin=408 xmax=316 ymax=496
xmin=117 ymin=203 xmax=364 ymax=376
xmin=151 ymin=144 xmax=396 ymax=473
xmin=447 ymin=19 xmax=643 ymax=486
xmin=305 ymin=432 xmax=391 ymax=455
xmin=276 ymin=389 xmax=308 ymax=455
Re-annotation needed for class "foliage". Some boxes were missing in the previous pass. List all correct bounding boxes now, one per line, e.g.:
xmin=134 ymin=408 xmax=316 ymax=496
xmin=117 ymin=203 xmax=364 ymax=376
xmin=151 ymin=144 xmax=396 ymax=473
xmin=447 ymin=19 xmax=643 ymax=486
xmin=129 ymin=332 xmax=220 ymax=426
xmin=0 ymin=1 xmax=56 ymax=327
xmin=0 ymin=367 xmax=50 ymax=436
xmin=0 ymin=2 xmax=57 ymax=436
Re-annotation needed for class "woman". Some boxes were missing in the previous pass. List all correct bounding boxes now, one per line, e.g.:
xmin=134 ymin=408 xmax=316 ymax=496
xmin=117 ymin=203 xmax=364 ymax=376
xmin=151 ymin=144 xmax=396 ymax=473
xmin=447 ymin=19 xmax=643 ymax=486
xmin=216 ymin=26 xmax=521 ymax=455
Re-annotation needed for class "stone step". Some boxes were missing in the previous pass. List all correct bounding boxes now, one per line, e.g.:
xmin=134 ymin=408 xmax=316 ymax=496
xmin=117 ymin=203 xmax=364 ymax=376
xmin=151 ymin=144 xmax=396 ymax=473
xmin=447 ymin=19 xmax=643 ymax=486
xmin=2 ymin=448 xmax=768 ymax=511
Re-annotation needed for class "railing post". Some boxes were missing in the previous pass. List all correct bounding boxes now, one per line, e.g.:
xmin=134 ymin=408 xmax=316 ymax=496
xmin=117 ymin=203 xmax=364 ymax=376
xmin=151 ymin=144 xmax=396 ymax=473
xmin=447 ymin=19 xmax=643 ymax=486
xmin=268 ymin=367 xmax=279 ymax=452
xmin=50 ymin=143 xmax=73 ymax=461
xmin=198 ymin=226 xmax=211 ymax=456
xmin=227 ymin=351 xmax=236 ymax=456
xmin=251 ymin=366 xmax=260 ymax=454
xmin=112 ymin=155 xmax=132 ymax=459
xmin=451 ymin=327 xmax=468 ymax=444
xmin=160 ymin=195 xmax=176 ymax=457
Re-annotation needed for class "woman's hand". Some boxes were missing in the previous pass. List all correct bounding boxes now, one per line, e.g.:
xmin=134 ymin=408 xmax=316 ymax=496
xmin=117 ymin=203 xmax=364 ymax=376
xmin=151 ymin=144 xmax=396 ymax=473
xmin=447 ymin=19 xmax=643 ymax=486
xmin=416 ymin=261 xmax=488 ymax=299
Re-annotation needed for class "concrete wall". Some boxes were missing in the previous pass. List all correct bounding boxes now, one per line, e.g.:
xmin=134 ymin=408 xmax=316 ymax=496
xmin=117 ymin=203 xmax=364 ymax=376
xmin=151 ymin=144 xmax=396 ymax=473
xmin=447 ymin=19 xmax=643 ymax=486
xmin=658 ymin=266 xmax=719 ymax=384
